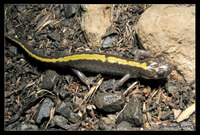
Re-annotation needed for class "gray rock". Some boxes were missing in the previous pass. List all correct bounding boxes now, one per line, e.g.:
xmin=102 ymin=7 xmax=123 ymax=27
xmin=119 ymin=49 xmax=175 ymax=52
xmin=94 ymin=92 xmax=125 ymax=112
xmin=59 ymin=87 xmax=70 ymax=99
xmin=116 ymin=95 xmax=142 ymax=127
xmin=100 ymin=79 xmax=115 ymax=90
xmin=159 ymin=122 xmax=181 ymax=131
xmin=98 ymin=117 xmax=116 ymax=131
xmin=56 ymin=101 xmax=71 ymax=118
xmin=47 ymin=32 xmax=61 ymax=42
xmin=64 ymin=4 xmax=79 ymax=18
xmin=68 ymin=112 xmax=81 ymax=123
xmin=15 ymin=5 xmax=27 ymax=13
xmin=35 ymin=98 xmax=55 ymax=123
xmin=180 ymin=122 xmax=194 ymax=131
xmin=61 ymin=19 xmax=70 ymax=27
xmin=41 ymin=70 xmax=59 ymax=90
xmin=117 ymin=121 xmax=132 ymax=131
xmin=16 ymin=122 xmax=38 ymax=131
xmin=165 ymin=81 xmax=179 ymax=94
xmin=102 ymin=36 xmax=115 ymax=48
xmin=50 ymin=115 xmax=69 ymax=130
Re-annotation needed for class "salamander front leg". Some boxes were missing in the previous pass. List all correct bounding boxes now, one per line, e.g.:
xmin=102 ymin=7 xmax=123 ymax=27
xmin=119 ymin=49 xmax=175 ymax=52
xmin=112 ymin=74 xmax=131 ymax=93
xmin=72 ymin=68 xmax=97 ymax=90
xmin=133 ymin=49 xmax=156 ymax=61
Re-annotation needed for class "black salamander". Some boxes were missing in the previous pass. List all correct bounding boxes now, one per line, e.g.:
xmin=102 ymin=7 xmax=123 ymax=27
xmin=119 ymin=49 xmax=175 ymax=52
xmin=5 ymin=35 xmax=173 ymax=92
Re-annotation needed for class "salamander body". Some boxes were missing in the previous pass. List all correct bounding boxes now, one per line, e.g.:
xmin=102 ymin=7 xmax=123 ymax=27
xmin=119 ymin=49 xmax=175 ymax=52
xmin=5 ymin=35 xmax=172 ymax=80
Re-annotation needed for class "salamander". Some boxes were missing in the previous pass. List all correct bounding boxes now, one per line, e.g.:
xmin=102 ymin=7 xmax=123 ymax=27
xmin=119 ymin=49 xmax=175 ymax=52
xmin=5 ymin=34 xmax=173 ymax=91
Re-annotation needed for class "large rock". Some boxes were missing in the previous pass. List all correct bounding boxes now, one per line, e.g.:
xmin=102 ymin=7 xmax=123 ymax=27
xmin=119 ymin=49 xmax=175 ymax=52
xmin=81 ymin=4 xmax=112 ymax=47
xmin=136 ymin=4 xmax=195 ymax=82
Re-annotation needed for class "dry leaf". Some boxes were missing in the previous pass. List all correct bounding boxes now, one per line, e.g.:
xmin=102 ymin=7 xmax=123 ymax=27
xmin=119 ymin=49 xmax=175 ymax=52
xmin=172 ymin=108 xmax=181 ymax=120
xmin=176 ymin=103 xmax=195 ymax=123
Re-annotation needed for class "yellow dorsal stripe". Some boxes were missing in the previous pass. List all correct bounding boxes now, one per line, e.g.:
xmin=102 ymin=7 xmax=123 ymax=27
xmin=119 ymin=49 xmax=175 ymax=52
xmin=106 ymin=56 xmax=147 ymax=70
xmin=6 ymin=35 xmax=147 ymax=70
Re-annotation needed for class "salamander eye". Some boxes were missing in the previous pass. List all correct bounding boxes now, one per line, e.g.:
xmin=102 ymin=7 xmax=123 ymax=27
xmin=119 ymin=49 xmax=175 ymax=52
xmin=157 ymin=70 xmax=165 ymax=77
xmin=158 ymin=56 xmax=165 ymax=62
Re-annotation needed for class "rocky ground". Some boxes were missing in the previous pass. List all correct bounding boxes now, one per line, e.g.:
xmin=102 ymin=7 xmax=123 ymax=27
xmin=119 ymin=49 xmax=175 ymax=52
xmin=4 ymin=4 xmax=195 ymax=131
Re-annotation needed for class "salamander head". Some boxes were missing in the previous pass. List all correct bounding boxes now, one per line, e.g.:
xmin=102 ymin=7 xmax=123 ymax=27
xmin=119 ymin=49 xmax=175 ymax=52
xmin=141 ymin=57 xmax=173 ymax=79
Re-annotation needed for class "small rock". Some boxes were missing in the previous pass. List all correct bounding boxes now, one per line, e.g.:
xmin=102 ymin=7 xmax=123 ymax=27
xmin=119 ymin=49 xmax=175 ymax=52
xmin=180 ymin=122 xmax=194 ymax=131
xmin=15 ymin=5 xmax=26 ymax=13
xmin=98 ymin=117 xmax=116 ymax=131
xmin=165 ymin=81 xmax=179 ymax=94
xmin=102 ymin=28 xmax=118 ymax=38
xmin=55 ymin=101 xmax=71 ymax=118
xmin=160 ymin=110 xmax=174 ymax=121
xmin=116 ymin=95 xmax=143 ymax=127
xmin=159 ymin=122 xmax=181 ymax=131
xmin=16 ymin=122 xmax=38 ymax=131
xmin=102 ymin=37 xmax=115 ymax=48
xmin=6 ymin=21 xmax=14 ymax=30
xmin=117 ymin=121 xmax=132 ymax=131
xmin=35 ymin=98 xmax=55 ymax=123
xmin=55 ymin=7 xmax=61 ymax=19
xmin=80 ymin=4 xmax=90 ymax=11
xmin=50 ymin=115 xmax=69 ymax=130
xmin=64 ymin=4 xmax=79 ymax=18
xmin=11 ymin=10 xmax=18 ymax=18
xmin=58 ymin=87 xmax=70 ymax=99
xmin=94 ymin=92 xmax=125 ymax=112
xmin=49 ymin=23 xmax=55 ymax=30
xmin=68 ymin=112 xmax=81 ymax=123
xmin=9 ymin=46 xmax=18 ymax=56
xmin=41 ymin=70 xmax=59 ymax=90
xmin=61 ymin=19 xmax=70 ymax=27
xmin=100 ymin=79 xmax=116 ymax=91
xmin=107 ymin=114 xmax=117 ymax=123
xmin=47 ymin=32 xmax=61 ymax=42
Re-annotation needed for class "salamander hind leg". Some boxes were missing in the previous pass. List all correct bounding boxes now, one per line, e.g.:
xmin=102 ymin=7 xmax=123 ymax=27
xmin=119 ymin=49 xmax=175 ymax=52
xmin=72 ymin=68 xmax=98 ymax=90
xmin=112 ymin=74 xmax=131 ymax=93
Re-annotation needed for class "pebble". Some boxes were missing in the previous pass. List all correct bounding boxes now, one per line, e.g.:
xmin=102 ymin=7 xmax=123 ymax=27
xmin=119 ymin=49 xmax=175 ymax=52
xmin=98 ymin=117 xmax=116 ymax=131
xmin=61 ymin=19 xmax=70 ymax=27
xmin=64 ymin=4 xmax=79 ymax=18
xmin=68 ymin=112 xmax=81 ymax=123
xmin=55 ymin=101 xmax=71 ymax=118
xmin=107 ymin=114 xmax=117 ymax=123
xmin=160 ymin=110 xmax=174 ymax=121
xmin=100 ymin=79 xmax=116 ymax=91
xmin=15 ymin=5 xmax=27 ymax=13
xmin=58 ymin=87 xmax=70 ymax=99
xmin=94 ymin=92 xmax=125 ymax=112
xmin=116 ymin=94 xmax=143 ymax=127
xmin=102 ymin=36 xmax=115 ymax=48
xmin=41 ymin=70 xmax=59 ymax=90
xmin=159 ymin=122 xmax=181 ymax=131
xmin=117 ymin=121 xmax=132 ymax=131
xmin=6 ymin=21 xmax=14 ymax=30
xmin=179 ymin=122 xmax=194 ymax=131
xmin=50 ymin=115 xmax=69 ymax=130
xmin=16 ymin=122 xmax=38 ymax=131
xmin=11 ymin=10 xmax=18 ymax=18
xmin=55 ymin=7 xmax=61 ymax=19
xmin=9 ymin=46 xmax=18 ymax=56
xmin=47 ymin=32 xmax=61 ymax=42
xmin=165 ymin=81 xmax=179 ymax=94
xmin=35 ymin=98 xmax=55 ymax=123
